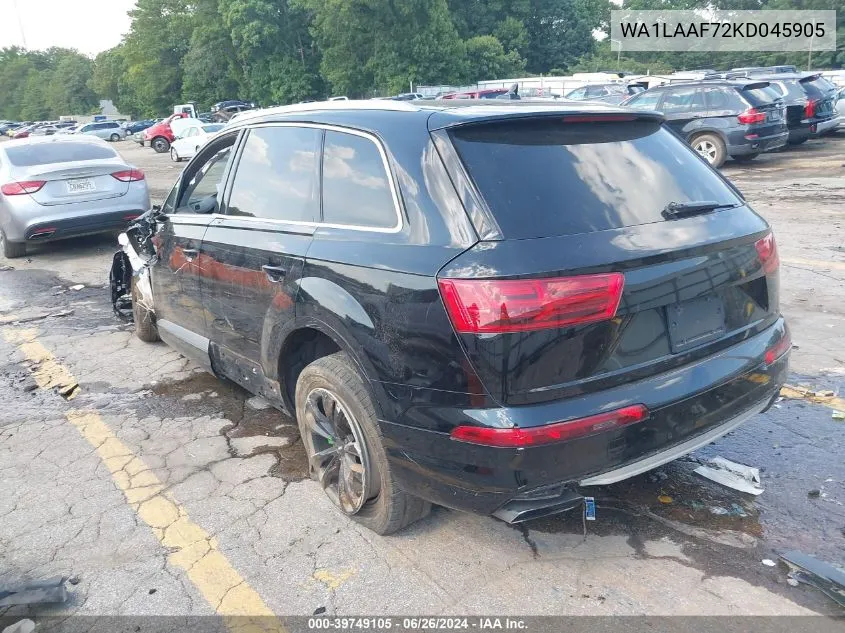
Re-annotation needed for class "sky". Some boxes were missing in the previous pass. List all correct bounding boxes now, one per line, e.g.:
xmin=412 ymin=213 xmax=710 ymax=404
xmin=0 ymin=0 xmax=135 ymax=57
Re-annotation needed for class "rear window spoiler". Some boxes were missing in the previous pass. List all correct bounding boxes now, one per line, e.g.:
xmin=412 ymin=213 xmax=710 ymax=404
xmin=427 ymin=108 xmax=665 ymax=131
xmin=742 ymin=82 xmax=771 ymax=91
xmin=799 ymin=74 xmax=822 ymax=83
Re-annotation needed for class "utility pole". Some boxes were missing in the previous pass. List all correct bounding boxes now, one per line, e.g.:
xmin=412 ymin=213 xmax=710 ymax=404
xmin=11 ymin=0 xmax=27 ymax=48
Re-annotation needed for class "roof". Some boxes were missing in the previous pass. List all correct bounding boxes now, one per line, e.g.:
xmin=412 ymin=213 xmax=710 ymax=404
xmin=1 ymin=134 xmax=109 ymax=150
xmin=225 ymin=98 xmax=660 ymax=132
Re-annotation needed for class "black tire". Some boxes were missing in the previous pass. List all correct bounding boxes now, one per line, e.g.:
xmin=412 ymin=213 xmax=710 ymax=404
xmin=152 ymin=137 xmax=170 ymax=153
xmin=691 ymin=133 xmax=727 ymax=168
xmin=1 ymin=230 xmax=25 ymax=259
xmin=109 ymin=133 xmax=120 ymax=142
xmin=732 ymin=153 xmax=759 ymax=163
xmin=789 ymin=136 xmax=809 ymax=145
xmin=132 ymin=276 xmax=159 ymax=342
xmin=295 ymin=351 xmax=430 ymax=535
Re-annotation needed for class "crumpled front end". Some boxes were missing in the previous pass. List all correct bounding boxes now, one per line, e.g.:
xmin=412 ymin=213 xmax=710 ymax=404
xmin=109 ymin=211 xmax=158 ymax=319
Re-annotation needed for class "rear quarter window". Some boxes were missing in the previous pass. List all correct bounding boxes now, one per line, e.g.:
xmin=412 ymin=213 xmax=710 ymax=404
xmin=4 ymin=142 xmax=117 ymax=166
xmin=449 ymin=118 xmax=742 ymax=239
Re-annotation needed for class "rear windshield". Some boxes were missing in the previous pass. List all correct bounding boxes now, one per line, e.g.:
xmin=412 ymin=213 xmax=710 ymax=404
xmin=800 ymin=77 xmax=832 ymax=100
xmin=450 ymin=118 xmax=741 ymax=239
xmin=5 ymin=142 xmax=117 ymax=167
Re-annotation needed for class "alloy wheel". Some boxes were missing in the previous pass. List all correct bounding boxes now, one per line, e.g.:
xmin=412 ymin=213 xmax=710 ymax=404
xmin=694 ymin=140 xmax=718 ymax=164
xmin=303 ymin=387 xmax=369 ymax=515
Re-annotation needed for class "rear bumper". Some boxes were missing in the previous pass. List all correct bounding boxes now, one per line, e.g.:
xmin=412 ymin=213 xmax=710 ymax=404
xmin=727 ymin=130 xmax=788 ymax=156
xmin=1 ymin=186 xmax=150 ymax=242
xmin=379 ymin=318 xmax=789 ymax=518
xmin=813 ymin=116 xmax=840 ymax=135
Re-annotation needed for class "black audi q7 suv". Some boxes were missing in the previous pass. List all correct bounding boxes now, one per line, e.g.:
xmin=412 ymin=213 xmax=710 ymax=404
xmin=118 ymin=100 xmax=790 ymax=534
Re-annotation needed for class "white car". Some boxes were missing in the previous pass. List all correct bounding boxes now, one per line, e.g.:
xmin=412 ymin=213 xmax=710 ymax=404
xmin=169 ymin=123 xmax=225 ymax=162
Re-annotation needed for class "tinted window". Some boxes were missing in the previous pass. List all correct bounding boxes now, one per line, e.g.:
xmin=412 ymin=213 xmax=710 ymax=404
xmin=740 ymin=85 xmax=781 ymax=107
xmin=450 ymin=119 xmax=741 ymax=239
xmin=322 ymin=130 xmax=397 ymax=229
xmin=4 ymin=142 xmax=117 ymax=166
xmin=661 ymin=87 xmax=700 ymax=112
xmin=567 ymin=87 xmax=587 ymax=100
xmin=705 ymin=88 xmax=746 ymax=111
xmin=177 ymin=143 xmax=234 ymax=213
xmin=626 ymin=90 xmax=661 ymax=110
xmin=227 ymin=126 xmax=320 ymax=222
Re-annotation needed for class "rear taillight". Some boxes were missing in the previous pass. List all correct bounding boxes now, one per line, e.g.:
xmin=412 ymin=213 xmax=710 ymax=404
xmin=737 ymin=108 xmax=766 ymax=124
xmin=438 ymin=273 xmax=624 ymax=334
xmin=111 ymin=169 xmax=145 ymax=182
xmin=450 ymin=404 xmax=649 ymax=447
xmin=755 ymin=233 xmax=779 ymax=275
xmin=1 ymin=180 xmax=46 ymax=195
xmin=804 ymin=100 xmax=817 ymax=119
xmin=764 ymin=330 xmax=791 ymax=366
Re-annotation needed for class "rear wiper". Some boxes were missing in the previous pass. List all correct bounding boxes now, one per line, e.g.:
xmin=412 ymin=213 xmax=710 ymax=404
xmin=662 ymin=201 xmax=738 ymax=220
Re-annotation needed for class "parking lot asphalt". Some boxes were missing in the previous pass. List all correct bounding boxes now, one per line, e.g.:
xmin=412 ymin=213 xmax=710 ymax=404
xmin=1 ymin=134 xmax=844 ymax=622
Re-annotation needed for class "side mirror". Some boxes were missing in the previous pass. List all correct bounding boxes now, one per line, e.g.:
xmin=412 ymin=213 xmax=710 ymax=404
xmin=191 ymin=195 xmax=218 ymax=215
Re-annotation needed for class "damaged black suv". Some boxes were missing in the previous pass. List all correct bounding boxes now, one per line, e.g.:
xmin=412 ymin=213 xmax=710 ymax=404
xmin=115 ymin=100 xmax=789 ymax=534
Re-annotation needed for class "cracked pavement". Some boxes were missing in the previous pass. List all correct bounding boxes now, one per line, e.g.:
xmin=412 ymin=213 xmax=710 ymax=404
xmin=1 ymin=137 xmax=844 ymax=624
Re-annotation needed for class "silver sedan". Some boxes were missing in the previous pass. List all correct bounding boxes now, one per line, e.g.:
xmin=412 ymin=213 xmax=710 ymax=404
xmin=0 ymin=135 xmax=150 ymax=258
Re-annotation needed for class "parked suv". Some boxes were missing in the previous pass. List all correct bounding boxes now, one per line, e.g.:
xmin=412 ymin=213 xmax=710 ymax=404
xmin=116 ymin=101 xmax=789 ymax=534
xmin=623 ymin=80 xmax=788 ymax=167
xmin=76 ymin=121 xmax=127 ymax=142
xmin=753 ymin=74 xmax=841 ymax=142
xmin=564 ymin=83 xmax=641 ymax=105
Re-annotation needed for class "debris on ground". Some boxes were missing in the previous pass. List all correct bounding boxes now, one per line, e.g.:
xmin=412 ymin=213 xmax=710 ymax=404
xmin=0 ymin=576 xmax=67 ymax=606
xmin=787 ymin=577 xmax=800 ymax=587
xmin=808 ymin=489 xmax=822 ymax=498
xmin=762 ymin=559 xmax=776 ymax=567
xmin=246 ymin=395 xmax=272 ymax=410
xmin=1 ymin=619 xmax=35 ymax=633
xmin=833 ymin=411 xmax=845 ymax=420
xmin=694 ymin=456 xmax=764 ymax=495
xmin=0 ymin=265 xmax=14 ymax=272
xmin=779 ymin=550 xmax=845 ymax=608
xmin=69 ymin=284 xmax=85 ymax=291
xmin=657 ymin=494 xmax=673 ymax=504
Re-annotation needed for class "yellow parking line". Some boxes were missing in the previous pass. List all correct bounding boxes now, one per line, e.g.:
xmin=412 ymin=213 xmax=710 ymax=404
xmin=3 ymin=328 xmax=285 ymax=633
xmin=782 ymin=257 xmax=845 ymax=272
xmin=781 ymin=384 xmax=845 ymax=413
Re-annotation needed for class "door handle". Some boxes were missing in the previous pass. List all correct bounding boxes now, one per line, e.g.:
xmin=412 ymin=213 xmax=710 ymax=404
xmin=262 ymin=264 xmax=287 ymax=282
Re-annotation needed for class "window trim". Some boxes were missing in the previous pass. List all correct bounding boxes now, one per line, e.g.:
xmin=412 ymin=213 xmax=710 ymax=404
xmin=218 ymin=122 xmax=404 ymax=234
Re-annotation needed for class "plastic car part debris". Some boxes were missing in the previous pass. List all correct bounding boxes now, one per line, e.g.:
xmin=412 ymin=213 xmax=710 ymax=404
xmin=833 ymin=411 xmax=845 ymax=420
xmin=69 ymin=284 xmax=85 ymax=291
xmin=110 ymin=251 xmax=133 ymax=320
xmin=658 ymin=494 xmax=673 ymax=504
xmin=2 ymin=619 xmax=36 ymax=633
xmin=762 ymin=559 xmax=776 ymax=567
xmin=0 ymin=576 xmax=67 ymax=606
xmin=694 ymin=456 xmax=764 ymax=495
xmin=779 ymin=551 xmax=845 ymax=608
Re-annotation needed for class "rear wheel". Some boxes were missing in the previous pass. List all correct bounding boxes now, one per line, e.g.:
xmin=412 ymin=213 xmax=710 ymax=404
xmin=732 ymin=153 xmax=759 ymax=163
xmin=152 ymin=136 xmax=170 ymax=153
xmin=789 ymin=136 xmax=809 ymax=145
xmin=1 ymin=230 xmax=26 ymax=259
xmin=109 ymin=133 xmax=120 ymax=142
xmin=691 ymin=133 xmax=727 ymax=168
xmin=295 ymin=352 xmax=430 ymax=535
xmin=132 ymin=276 xmax=159 ymax=342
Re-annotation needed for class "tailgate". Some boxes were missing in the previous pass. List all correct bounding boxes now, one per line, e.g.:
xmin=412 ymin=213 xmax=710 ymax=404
xmin=437 ymin=115 xmax=780 ymax=406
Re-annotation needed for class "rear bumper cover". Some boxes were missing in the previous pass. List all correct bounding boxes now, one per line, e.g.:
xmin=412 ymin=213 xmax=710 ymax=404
xmin=727 ymin=130 xmax=789 ymax=156
xmin=813 ymin=116 xmax=840 ymax=135
xmin=379 ymin=318 xmax=788 ymax=518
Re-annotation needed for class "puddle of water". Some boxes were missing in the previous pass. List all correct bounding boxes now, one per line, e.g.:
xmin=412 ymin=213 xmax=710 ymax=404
xmin=150 ymin=371 xmax=308 ymax=481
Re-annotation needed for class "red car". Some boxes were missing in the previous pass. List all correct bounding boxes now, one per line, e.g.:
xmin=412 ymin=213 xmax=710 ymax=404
xmin=142 ymin=113 xmax=188 ymax=154
xmin=440 ymin=88 xmax=509 ymax=100
xmin=12 ymin=126 xmax=35 ymax=139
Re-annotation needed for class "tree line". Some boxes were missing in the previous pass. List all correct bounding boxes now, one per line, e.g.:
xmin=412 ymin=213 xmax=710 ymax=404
xmin=1 ymin=0 xmax=842 ymax=121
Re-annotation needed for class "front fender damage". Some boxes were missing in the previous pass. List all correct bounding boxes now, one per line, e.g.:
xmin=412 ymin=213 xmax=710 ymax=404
xmin=109 ymin=211 xmax=158 ymax=320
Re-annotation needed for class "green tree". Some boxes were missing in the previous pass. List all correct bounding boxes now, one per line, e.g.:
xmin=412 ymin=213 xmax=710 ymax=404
xmin=20 ymin=73 xmax=50 ymax=120
xmin=465 ymin=35 xmax=526 ymax=81
xmin=523 ymin=0 xmax=611 ymax=73
xmin=46 ymin=53 xmax=99 ymax=116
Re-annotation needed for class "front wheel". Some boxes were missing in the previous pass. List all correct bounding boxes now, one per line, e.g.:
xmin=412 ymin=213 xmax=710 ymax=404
xmin=691 ymin=133 xmax=727 ymax=168
xmin=152 ymin=137 xmax=170 ymax=153
xmin=109 ymin=133 xmax=120 ymax=142
xmin=170 ymin=147 xmax=181 ymax=162
xmin=295 ymin=352 xmax=430 ymax=535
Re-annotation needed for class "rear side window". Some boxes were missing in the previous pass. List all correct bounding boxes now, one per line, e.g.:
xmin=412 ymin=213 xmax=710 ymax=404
xmin=661 ymin=87 xmax=702 ymax=113
xmin=450 ymin=118 xmax=742 ymax=239
xmin=626 ymin=91 xmax=662 ymax=110
xmin=322 ymin=130 xmax=397 ymax=229
xmin=4 ymin=142 xmax=117 ymax=166
xmin=740 ymin=85 xmax=781 ymax=106
xmin=704 ymin=87 xmax=747 ymax=111
xmin=227 ymin=126 xmax=321 ymax=222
